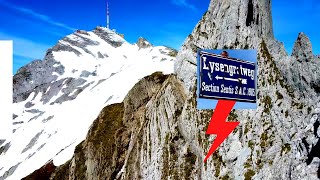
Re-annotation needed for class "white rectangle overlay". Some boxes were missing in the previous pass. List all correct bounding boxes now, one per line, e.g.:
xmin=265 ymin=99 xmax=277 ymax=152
xmin=0 ymin=41 xmax=13 ymax=139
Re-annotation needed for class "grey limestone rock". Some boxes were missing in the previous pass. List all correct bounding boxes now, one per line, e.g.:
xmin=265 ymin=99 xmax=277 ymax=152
xmin=291 ymin=32 xmax=314 ymax=62
xmin=136 ymin=37 xmax=153 ymax=49
xmin=93 ymin=26 xmax=125 ymax=48
xmin=175 ymin=0 xmax=276 ymax=93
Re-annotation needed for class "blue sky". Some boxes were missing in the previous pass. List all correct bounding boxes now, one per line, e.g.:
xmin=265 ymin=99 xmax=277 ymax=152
xmin=0 ymin=0 xmax=319 ymax=74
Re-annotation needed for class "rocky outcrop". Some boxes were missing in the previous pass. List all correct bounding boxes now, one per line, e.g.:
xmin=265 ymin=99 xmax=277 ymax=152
xmin=291 ymin=32 xmax=314 ymax=62
xmin=21 ymin=161 xmax=55 ymax=180
xmin=174 ymin=0 xmax=287 ymax=93
xmin=13 ymin=58 xmax=65 ymax=103
xmin=32 ymin=72 xmax=190 ymax=179
xmin=93 ymin=26 xmax=125 ymax=48
xmin=136 ymin=37 xmax=152 ymax=49
xmin=160 ymin=47 xmax=178 ymax=57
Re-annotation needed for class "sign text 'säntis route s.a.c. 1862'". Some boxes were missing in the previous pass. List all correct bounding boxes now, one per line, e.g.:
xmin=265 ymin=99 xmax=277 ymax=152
xmin=199 ymin=51 xmax=256 ymax=103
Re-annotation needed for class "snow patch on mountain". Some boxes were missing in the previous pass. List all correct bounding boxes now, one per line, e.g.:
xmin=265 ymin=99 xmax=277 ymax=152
xmin=0 ymin=27 xmax=176 ymax=180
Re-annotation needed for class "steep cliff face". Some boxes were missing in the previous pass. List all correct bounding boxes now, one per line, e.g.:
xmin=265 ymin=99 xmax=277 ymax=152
xmin=52 ymin=72 xmax=178 ymax=180
xmin=20 ymin=0 xmax=320 ymax=179
xmin=187 ymin=0 xmax=273 ymax=51
xmin=25 ymin=72 xmax=192 ymax=179
xmin=174 ymin=0 xmax=287 ymax=93
xmin=173 ymin=0 xmax=320 ymax=178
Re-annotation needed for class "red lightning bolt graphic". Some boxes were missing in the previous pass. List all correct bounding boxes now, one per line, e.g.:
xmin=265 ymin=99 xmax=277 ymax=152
xmin=204 ymin=99 xmax=239 ymax=162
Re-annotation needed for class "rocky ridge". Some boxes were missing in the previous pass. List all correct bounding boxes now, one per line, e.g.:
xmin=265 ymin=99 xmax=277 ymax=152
xmin=1 ymin=26 xmax=176 ymax=180
xmin=8 ymin=0 xmax=320 ymax=179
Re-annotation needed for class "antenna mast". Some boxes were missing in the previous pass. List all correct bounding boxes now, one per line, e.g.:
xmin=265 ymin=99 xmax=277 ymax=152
xmin=107 ymin=0 xmax=110 ymax=29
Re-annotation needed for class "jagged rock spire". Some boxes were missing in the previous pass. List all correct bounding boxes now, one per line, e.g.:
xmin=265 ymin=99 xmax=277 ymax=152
xmin=291 ymin=32 xmax=313 ymax=62
xmin=184 ymin=0 xmax=274 ymax=52
xmin=175 ymin=0 xmax=275 ymax=92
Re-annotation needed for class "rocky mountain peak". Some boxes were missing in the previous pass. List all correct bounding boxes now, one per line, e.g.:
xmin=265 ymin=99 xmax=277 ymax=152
xmin=92 ymin=26 xmax=126 ymax=48
xmin=175 ymin=0 xmax=278 ymax=92
xmin=2 ymin=21 xmax=177 ymax=179
xmin=185 ymin=0 xmax=273 ymax=52
xmin=291 ymin=32 xmax=313 ymax=62
xmin=136 ymin=37 xmax=153 ymax=49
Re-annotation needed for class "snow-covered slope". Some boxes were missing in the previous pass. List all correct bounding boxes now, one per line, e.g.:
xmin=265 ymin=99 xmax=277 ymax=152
xmin=0 ymin=27 xmax=176 ymax=180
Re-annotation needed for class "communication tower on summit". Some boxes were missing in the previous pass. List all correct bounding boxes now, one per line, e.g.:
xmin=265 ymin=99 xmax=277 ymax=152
xmin=107 ymin=0 xmax=110 ymax=29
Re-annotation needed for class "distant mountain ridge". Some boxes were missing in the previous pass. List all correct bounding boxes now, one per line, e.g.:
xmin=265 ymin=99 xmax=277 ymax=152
xmin=1 ymin=26 xmax=177 ymax=180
